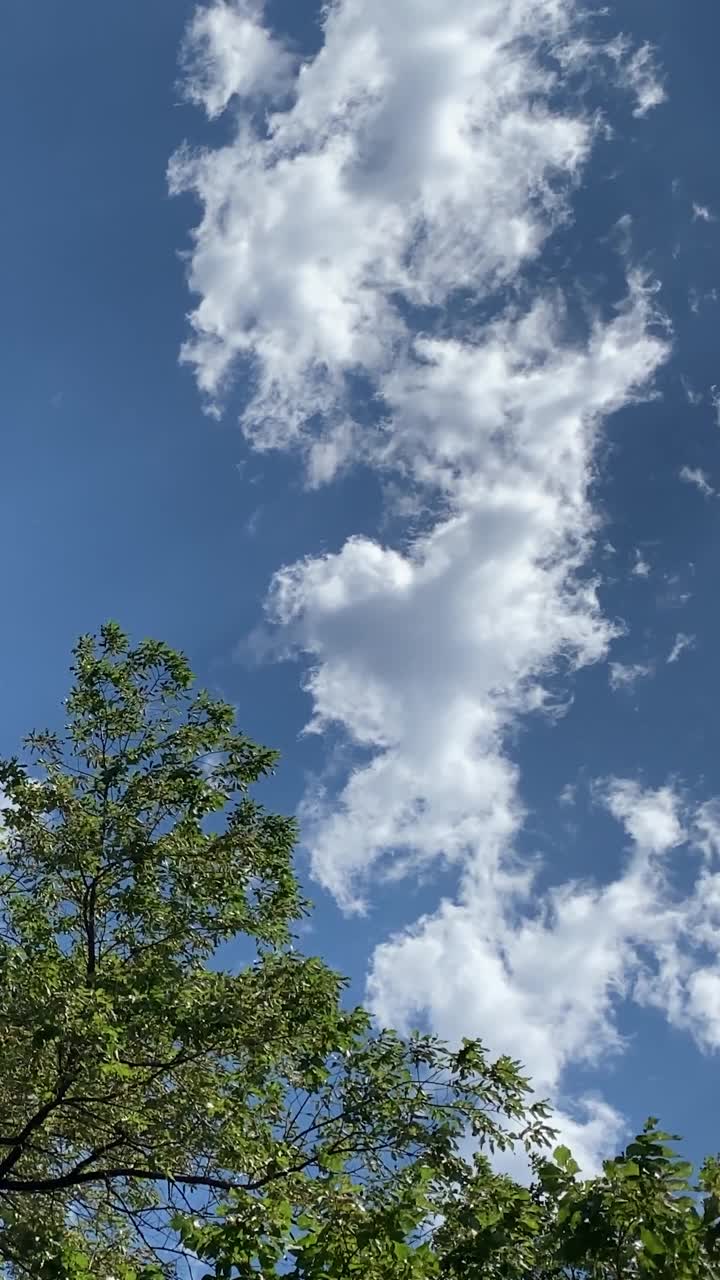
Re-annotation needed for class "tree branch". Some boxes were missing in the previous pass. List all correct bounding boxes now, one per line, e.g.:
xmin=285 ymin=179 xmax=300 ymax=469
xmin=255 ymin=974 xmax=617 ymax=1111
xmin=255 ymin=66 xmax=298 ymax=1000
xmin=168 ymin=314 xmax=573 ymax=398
xmin=0 ymin=1150 xmax=321 ymax=1196
xmin=0 ymin=1078 xmax=73 ymax=1179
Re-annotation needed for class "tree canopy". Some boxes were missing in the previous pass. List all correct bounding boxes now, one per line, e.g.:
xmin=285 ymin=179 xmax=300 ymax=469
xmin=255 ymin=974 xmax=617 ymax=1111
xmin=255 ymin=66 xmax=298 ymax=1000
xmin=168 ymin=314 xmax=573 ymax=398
xmin=0 ymin=624 xmax=717 ymax=1279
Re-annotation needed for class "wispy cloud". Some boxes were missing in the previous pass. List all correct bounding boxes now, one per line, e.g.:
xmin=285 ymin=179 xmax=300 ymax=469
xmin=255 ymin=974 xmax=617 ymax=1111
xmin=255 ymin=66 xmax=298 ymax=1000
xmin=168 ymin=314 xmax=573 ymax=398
xmin=559 ymin=783 xmax=577 ymax=808
xmin=689 ymin=287 xmax=719 ymax=316
xmin=679 ymin=464 xmax=716 ymax=497
xmin=625 ymin=44 xmax=667 ymax=117
xmin=680 ymin=377 xmax=703 ymax=407
xmin=667 ymin=632 xmax=695 ymax=664
xmin=605 ymin=38 xmax=666 ymax=118
xmin=631 ymin=548 xmax=651 ymax=578
xmin=608 ymin=660 xmax=654 ymax=691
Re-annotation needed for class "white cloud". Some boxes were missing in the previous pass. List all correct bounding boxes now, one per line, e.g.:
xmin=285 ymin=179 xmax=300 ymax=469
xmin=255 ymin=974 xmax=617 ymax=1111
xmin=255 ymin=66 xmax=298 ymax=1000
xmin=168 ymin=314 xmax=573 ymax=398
xmin=172 ymin=0 xmax=662 ymax=462
xmin=693 ymin=800 xmax=720 ymax=860
xmin=693 ymin=203 xmax=715 ymax=223
xmin=180 ymin=0 xmax=294 ymax=119
xmin=548 ymin=1099 xmax=627 ymax=1176
xmin=370 ymin=772 xmax=720 ymax=1155
xmin=690 ymin=288 xmax=719 ymax=316
xmin=582 ymin=788 xmax=720 ymax=1056
xmin=558 ymin=34 xmax=665 ymax=123
xmin=608 ymin=660 xmax=654 ymax=692
xmin=632 ymin=864 xmax=720 ymax=1052
xmin=609 ymin=40 xmax=666 ymax=118
xmin=679 ymin=465 xmax=715 ymax=497
xmin=367 ymin=780 xmax=686 ymax=1104
xmin=270 ymin=288 xmax=666 ymax=909
xmin=176 ymin=0 xmax=671 ymax=1164
xmin=667 ymin=632 xmax=695 ymax=665
xmin=680 ymin=377 xmax=703 ymax=407
xmin=614 ymin=42 xmax=666 ymax=119
xmin=461 ymin=1091 xmax=625 ymax=1181
xmin=602 ymin=778 xmax=685 ymax=855
xmin=631 ymin=549 xmax=651 ymax=578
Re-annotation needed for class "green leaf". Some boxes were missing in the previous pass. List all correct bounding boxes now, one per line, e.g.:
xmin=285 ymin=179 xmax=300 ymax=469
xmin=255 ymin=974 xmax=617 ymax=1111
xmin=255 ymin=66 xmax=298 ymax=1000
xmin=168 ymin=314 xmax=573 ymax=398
xmin=640 ymin=1227 xmax=666 ymax=1255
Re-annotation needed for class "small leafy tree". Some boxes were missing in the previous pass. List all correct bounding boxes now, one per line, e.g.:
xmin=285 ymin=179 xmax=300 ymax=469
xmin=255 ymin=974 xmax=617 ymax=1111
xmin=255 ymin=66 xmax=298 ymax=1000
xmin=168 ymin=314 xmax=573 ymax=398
xmin=0 ymin=625 xmax=717 ymax=1278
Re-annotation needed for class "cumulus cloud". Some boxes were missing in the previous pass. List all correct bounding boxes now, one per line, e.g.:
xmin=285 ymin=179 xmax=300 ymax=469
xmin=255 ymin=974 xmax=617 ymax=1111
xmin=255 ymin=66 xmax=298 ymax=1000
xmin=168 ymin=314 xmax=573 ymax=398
xmin=170 ymin=0 xmax=664 ymax=463
xmin=602 ymin=779 xmax=685 ymax=854
xmin=366 ymin=783 xmax=681 ymax=1054
xmin=368 ymin=773 xmax=720 ymax=1165
xmin=630 ymin=805 xmax=720 ymax=1051
xmin=180 ymin=0 xmax=294 ymax=118
xmin=264 ymin=285 xmax=666 ymax=1163
xmin=607 ymin=789 xmax=720 ymax=1057
xmin=366 ymin=778 xmax=689 ymax=1137
xmin=268 ymin=286 xmax=665 ymax=908
xmin=547 ymin=1099 xmax=627 ymax=1176
xmin=176 ymin=0 xmax=671 ymax=1163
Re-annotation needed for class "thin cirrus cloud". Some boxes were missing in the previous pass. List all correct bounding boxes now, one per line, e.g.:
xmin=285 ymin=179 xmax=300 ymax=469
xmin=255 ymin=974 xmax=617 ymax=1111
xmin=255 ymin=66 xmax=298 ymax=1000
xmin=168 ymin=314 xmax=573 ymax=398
xmin=172 ymin=0 xmax=698 ymax=1166
xmin=631 ymin=548 xmax=651 ymax=577
xmin=608 ymin=660 xmax=654 ymax=692
xmin=679 ymin=464 xmax=716 ymax=497
xmin=667 ymin=632 xmax=695 ymax=664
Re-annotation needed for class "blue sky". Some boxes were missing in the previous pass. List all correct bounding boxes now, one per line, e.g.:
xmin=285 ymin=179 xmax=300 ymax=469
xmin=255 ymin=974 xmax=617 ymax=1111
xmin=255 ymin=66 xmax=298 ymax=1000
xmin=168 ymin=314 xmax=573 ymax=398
xmin=3 ymin=0 xmax=720 ymax=1173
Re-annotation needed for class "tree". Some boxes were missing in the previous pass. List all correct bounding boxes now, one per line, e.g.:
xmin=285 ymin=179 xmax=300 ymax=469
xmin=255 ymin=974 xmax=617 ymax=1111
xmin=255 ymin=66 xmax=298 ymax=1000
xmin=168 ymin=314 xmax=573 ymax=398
xmin=432 ymin=1122 xmax=720 ymax=1280
xmin=0 ymin=625 xmax=552 ymax=1278
xmin=0 ymin=625 xmax=717 ymax=1279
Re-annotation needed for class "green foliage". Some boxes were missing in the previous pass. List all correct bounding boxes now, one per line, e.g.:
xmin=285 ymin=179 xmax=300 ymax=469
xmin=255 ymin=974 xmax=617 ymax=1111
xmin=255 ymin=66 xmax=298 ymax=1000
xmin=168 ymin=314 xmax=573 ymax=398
xmin=0 ymin=624 xmax=716 ymax=1279
xmin=432 ymin=1120 xmax=720 ymax=1280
